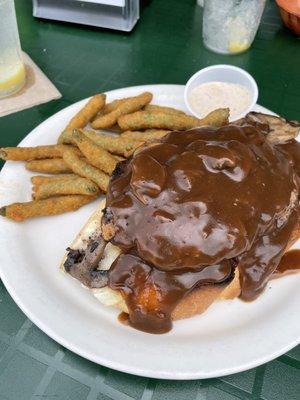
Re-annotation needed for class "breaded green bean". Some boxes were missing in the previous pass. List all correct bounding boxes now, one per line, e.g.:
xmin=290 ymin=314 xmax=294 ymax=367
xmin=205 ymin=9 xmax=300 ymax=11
xmin=31 ymin=174 xmax=78 ymax=186
xmin=26 ymin=158 xmax=73 ymax=174
xmin=91 ymin=92 xmax=153 ymax=129
xmin=57 ymin=94 xmax=106 ymax=143
xmin=59 ymin=128 xmax=114 ymax=146
xmin=143 ymin=104 xmax=186 ymax=116
xmin=65 ymin=94 xmax=106 ymax=130
xmin=63 ymin=149 xmax=109 ymax=192
xmin=0 ymin=195 xmax=95 ymax=222
xmin=57 ymin=129 xmax=74 ymax=144
xmin=91 ymin=100 xmax=123 ymax=121
xmin=58 ymin=129 xmax=138 ymax=157
xmin=121 ymin=129 xmax=170 ymax=142
xmin=32 ymin=177 xmax=100 ymax=200
xmin=83 ymin=130 xmax=142 ymax=157
xmin=100 ymin=97 xmax=131 ymax=115
xmin=0 ymin=144 xmax=80 ymax=161
xmin=118 ymin=108 xmax=229 ymax=131
xmin=201 ymin=108 xmax=230 ymax=127
xmin=71 ymin=129 xmax=117 ymax=175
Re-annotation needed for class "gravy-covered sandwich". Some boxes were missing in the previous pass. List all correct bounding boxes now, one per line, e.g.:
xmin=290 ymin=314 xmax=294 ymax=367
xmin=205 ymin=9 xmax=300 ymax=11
xmin=62 ymin=112 xmax=300 ymax=333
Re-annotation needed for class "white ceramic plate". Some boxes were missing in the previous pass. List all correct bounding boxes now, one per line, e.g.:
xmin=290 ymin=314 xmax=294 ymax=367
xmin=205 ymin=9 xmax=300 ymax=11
xmin=0 ymin=85 xmax=299 ymax=380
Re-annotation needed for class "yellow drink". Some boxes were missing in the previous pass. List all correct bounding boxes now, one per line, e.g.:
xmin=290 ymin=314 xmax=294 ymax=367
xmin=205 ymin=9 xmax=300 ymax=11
xmin=0 ymin=0 xmax=26 ymax=99
xmin=0 ymin=62 xmax=26 ymax=97
xmin=228 ymin=41 xmax=250 ymax=54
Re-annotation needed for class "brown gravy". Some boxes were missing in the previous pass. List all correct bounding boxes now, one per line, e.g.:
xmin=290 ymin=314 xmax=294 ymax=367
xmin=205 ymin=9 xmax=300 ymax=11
xmin=110 ymin=253 xmax=234 ymax=333
xmin=105 ymin=125 xmax=300 ymax=333
xmin=118 ymin=312 xmax=130 ymax=325
xmin=272 ymin=249 xmax=300 ymax=279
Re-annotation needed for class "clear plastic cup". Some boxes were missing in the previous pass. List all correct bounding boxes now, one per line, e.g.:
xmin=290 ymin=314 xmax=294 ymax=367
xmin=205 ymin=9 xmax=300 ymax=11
xmin=202 ymin=0 xmax=266 ymax=55
xmin=0 ymin=0 xmax=26 ymax=99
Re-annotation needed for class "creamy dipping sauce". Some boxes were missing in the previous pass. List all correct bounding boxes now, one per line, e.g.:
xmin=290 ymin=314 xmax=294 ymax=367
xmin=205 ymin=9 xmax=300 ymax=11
xmin=188 ymin=82 xmax=252 ymax=120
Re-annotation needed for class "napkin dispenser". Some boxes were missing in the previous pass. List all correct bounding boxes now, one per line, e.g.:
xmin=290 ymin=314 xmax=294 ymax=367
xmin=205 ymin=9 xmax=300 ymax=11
xmin=32 ymin=0 xmax=139 ymax=32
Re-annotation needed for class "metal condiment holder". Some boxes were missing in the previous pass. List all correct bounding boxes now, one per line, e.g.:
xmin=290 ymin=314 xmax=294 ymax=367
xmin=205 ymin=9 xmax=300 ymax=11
xmin=32 ymin=0 xmax=139 ymax=32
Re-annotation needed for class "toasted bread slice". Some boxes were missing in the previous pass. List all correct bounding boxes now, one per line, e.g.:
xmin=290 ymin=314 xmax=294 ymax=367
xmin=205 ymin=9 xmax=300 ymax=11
xmin=171 ymin=271 xmax=240 ymax=320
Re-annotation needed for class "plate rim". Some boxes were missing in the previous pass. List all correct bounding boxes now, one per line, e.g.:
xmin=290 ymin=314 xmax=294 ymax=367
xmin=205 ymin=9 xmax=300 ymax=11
xmin=0 ymin=84 xmax=299 ymax=380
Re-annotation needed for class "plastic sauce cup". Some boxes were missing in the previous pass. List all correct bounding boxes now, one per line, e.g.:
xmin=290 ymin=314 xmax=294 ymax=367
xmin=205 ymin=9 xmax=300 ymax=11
xmin=184 ymin=65 xmax=258 ymax=122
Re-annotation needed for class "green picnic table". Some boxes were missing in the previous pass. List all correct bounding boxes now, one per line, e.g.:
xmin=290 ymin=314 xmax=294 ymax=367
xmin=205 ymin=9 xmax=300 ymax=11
xmin=0 ymin=0 xmax=299 ymax=399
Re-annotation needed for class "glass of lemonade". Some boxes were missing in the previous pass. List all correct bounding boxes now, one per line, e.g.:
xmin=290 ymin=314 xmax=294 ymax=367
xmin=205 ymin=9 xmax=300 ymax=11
xmin=0 ymin=0 xmax=26 ymax=99
xmin=203 ymin=0 xmax=266 ymax=55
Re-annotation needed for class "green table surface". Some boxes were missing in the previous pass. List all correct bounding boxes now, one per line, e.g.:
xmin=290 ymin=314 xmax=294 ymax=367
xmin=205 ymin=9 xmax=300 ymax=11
xmin=0 ymin=0 xmax=299 ymax=399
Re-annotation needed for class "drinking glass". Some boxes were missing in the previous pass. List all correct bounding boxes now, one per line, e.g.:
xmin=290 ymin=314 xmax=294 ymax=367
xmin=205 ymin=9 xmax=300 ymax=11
xmin=202 ymin=0 xmax=266 ymax=55
xmin=0 ymin=0 xmax=26 ymax=99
